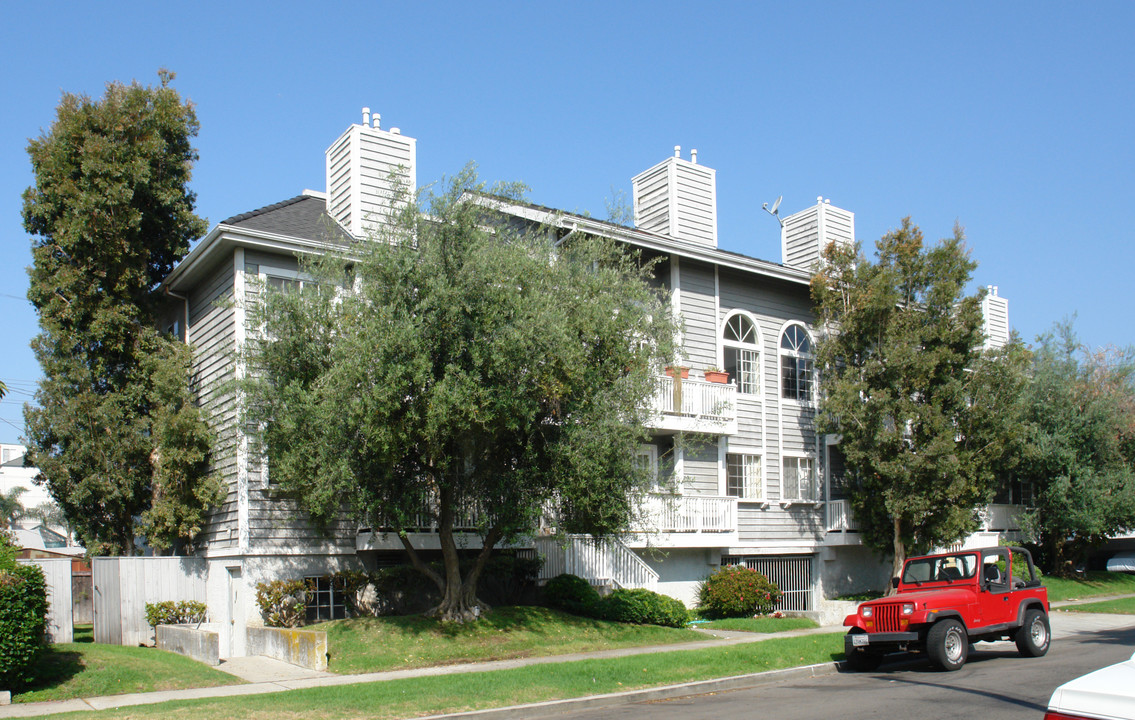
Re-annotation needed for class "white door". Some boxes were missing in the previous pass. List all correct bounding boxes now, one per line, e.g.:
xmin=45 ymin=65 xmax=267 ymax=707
xmin=227 ymin=567 xmax=246 ymax=657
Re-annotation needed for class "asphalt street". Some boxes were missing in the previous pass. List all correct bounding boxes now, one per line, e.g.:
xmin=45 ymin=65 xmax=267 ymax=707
xmin=532 ymin=611 xmax=1135 ymax=720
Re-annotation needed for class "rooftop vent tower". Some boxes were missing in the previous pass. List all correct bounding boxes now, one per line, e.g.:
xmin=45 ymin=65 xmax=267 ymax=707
xmin=325 ymin=107 xmax=417 ymax=239
xmin=981 ymin=285 xmax=1010 ymax=350
xmin=780 ymin=197 xmax=854 ymax=271
xmin=632 ymin=146 xmax=717 ymax=247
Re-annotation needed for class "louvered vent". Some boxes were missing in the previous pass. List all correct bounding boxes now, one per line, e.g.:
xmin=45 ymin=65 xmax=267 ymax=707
xmin=632 ymin=146 xmax=717 ymax=248
xmin=780 ymin=198 xmax=854 ymax=272
xmin=325 ymin=108 xmax=417 ymax=239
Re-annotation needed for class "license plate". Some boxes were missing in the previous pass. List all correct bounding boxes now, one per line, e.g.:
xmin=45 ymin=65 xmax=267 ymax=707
xmin=852 ymin=634 xmax=869 ymax=647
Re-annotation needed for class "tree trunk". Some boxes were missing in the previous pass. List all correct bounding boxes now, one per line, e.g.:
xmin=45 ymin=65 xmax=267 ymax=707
xmin=888 ymin=516 xmax=906 ymax=596
xmin=424 ymin=485 xmax=505 ymax=623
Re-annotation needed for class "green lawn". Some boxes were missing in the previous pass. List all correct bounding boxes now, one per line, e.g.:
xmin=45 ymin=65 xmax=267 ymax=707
xmin=1059 ymin=596 xmax=1135 ymax=614
xmin=316 ymin=605 xmax=707 ymax=674
xmin=1044 ymin=571 xmax=1135 ymax=602
xmin=38 ymin=632 xmax=845 ymax=719
xmin=692 ymin=616 xmax=819 ymax=633
xmin=14 ymin=628 xmax=243 ymax=703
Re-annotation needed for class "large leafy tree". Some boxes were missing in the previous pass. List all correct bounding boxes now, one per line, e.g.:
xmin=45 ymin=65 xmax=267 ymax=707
xmin=811 ymin=218 xmax=1026 ymax=583
xmin=22 ymin=70 xmax=221 ymax=555
xmin=245 ymin=168 xmax=677 ymax=621
xmin=1016 ymin=324 xmax=1135 ymax=575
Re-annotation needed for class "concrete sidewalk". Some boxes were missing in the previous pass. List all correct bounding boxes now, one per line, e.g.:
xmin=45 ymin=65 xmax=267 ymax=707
xmin=3 ymin=603 xmax=1133 ymax=719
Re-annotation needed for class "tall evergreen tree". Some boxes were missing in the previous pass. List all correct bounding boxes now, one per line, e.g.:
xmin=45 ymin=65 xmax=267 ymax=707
xmin=22 ymin=70 xmax=221 ymax=555
xmin=811 ymin=219 xmax=1026 ymax=583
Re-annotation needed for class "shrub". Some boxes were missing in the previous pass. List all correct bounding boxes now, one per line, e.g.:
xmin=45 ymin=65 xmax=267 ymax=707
xmin=696 ymin=565 xmax=782 ymax=618
xmin=0 ymin=563 xmax=48 ymax=690
xmin=468 ymin=554 xmax=542 ymax=607
xmin=370 ymin=565 xmax=439 ymax=616
xmin=145 ymin=600 xmax=207 ymax=627
xmin=255 ymin=579 xmax=307 ymax=627
xmin=541 ymin=573 xmax=600 ymax=616
xmin=596 ymin=587 xmax=689 ymax=627
xmin=328 ymin=569 xmax=371 ymax=617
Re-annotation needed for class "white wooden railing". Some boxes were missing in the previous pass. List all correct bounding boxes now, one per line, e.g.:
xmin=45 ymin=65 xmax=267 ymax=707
xmin=535 ymin=535 xmax=659 ymax=591
xmin=650 ymin=375 xmax=736 ymax=422
xmin=980 ymin=503 xmax=1024 ymax=532
xmin=826 ymin=499 xmax=860 ymax=532
xmin=634 ymin=494 xmax=737 ymax=534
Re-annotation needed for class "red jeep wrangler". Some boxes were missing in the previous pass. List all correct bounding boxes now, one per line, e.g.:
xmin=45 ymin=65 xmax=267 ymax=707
xmin=844 ymin=546 xmax=1050 ymax=671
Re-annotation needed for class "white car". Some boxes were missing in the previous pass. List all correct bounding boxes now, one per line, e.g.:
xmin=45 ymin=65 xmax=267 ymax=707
xmin=1046 ymin=652 xmax=1135 ymax=719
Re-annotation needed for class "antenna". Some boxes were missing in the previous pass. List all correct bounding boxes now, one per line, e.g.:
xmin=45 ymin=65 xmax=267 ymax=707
xmin=762 ymin=195 xmax=784 ymax=228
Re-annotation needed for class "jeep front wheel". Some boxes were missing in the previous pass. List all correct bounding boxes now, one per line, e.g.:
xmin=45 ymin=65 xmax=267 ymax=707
xmin=1015 ymin=608 xmax=1050 ymax=657
xmin=846 ymin=648 xmax=883 ymax=672
xmin=927 ymin=619 xmax=968 ymax=671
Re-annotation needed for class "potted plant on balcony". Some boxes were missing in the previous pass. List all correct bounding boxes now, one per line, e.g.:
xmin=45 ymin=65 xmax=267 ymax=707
xmin=665 ymin=365 xmax=690 ymax=379
xmin=704 ymin=367 xmax=730 ymax=384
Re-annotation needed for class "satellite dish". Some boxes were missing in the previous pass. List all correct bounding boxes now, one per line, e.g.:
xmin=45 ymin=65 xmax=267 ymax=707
xmin=762 ymin=195 xmax=785 ymax=228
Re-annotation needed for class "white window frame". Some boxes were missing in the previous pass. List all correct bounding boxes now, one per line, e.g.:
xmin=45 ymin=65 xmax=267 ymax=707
xmin=780 ymin=454 xmax=818 ymax=505
xmin=304 ymin=576 xmax=347 ymax=622
xmin=720 ymin=311 xmax=762 ymax=396
xmin=726 ymin=451 xmax=765 ymax=503
xmin=635 ymin=444 xmax=661 ymax=491
xmin=779 ymin=322 xmax=815 ymax=405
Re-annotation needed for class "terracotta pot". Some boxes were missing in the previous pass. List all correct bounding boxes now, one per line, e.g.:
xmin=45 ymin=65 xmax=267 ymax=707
xmin=704 ymin=370 xmax=730 ymax=384
xmin=665 ymin=366 xmax=690 ymax=379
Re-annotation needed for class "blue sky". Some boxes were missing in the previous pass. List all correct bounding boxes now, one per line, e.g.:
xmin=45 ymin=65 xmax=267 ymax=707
xmin=2 ymin=2 xmax=1133 ymax=444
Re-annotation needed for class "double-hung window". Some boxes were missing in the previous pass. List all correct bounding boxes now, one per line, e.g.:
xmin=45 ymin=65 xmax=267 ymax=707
xmin=726 ymin=453 xmax=763 ymax=500
xmin=782 ymin=456 xmax=817 ymax=501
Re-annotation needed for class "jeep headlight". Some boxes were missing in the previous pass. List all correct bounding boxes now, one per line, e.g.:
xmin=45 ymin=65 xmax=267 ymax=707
xmin=861 ymin=606 xmax=873 ymax=618
xmin=902 ymin=603 xmax=914 ymax=615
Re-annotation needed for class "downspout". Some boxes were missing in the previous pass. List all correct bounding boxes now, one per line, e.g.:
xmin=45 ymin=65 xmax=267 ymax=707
xmin=164 ymin=288 xmax=191 ymax=346
xmin=554 ymin=222 xmax=580 ymax=248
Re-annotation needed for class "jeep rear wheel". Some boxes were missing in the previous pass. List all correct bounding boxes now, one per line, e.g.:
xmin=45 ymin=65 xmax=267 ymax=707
xmin=927 ymin=619 xmax=968 ymax=671
xmin=1015 ymin=608 xmax=1050 ymax=657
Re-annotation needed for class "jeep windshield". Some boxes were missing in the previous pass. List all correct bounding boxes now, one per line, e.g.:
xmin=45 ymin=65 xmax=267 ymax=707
xmin=901 ymin=553 xmax=978 ymax=585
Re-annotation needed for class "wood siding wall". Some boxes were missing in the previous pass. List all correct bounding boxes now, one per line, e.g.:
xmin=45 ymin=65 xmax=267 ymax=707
xmin=667 ymin=257 xmax=825 ymax=547
xmin=241 ymin=251 xmax=356 ymax=552
xmin=190 ymin=256 xmax=239 ymax=549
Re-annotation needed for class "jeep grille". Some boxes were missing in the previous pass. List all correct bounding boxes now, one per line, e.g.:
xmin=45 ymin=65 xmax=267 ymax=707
xmin=874 ymin=604 xmax=902 ymax=632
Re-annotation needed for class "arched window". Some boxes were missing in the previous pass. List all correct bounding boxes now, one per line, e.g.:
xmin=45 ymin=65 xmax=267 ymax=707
xmin=722 ymin=313 xmax=760 ymax=395
xmin=780 ymin=324 xmax=813 ymax=402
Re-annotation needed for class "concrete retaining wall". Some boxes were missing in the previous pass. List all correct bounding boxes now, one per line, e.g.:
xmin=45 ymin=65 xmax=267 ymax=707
xmin=156 ymin=623 xmax=220 ymax=666
xmin=247 ymin=626 xmax=328 ymax=671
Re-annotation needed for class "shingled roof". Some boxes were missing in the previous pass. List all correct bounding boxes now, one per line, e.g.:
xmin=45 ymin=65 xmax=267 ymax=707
xmin=221 ymin=194 xmax=347 ymax=244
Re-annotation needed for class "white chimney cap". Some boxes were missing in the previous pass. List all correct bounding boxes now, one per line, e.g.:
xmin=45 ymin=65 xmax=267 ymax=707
xmin=674 ymin=145 xmax=681 ymax=158
xmin=691 ymin=149 xmax=698 ymax=164
xmin=362 ymin=107 xmax=370 ymax=126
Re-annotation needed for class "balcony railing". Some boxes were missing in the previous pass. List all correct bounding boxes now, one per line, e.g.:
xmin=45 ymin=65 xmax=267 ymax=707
xmin=646 ymin=374 xmax=737 ymax=434
xmin=826 ymin=499 xmax=860 ymax=532
xmin=633 ymin=493 xmax=738 ymax=534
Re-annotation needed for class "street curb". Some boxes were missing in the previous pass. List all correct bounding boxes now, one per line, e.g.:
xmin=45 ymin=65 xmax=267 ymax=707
xmin=415 ymin=661 xmax=844 ymax=720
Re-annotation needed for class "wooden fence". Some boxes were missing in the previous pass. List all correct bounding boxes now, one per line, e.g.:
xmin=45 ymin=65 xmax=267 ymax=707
xmin=93 ymin=556 xmax=207 ymax=646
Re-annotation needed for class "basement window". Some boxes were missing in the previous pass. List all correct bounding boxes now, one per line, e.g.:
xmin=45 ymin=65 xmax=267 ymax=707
xmin=305 ymin=576 xmax=347 ymax=622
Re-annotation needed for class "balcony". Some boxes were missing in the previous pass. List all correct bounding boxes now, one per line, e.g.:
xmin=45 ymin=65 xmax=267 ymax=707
xmin=644 ymin=374 xmax=737 ymax=435
xmin=825 ymin=500 xmax=1028 ymax=548
xmin=623 ymin=493 xmax=739 ymax=548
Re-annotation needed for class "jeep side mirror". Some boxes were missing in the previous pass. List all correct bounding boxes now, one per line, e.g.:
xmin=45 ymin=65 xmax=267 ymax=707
xmin=891 ymin=577 xmax=900 ymax=589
